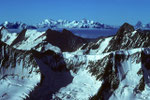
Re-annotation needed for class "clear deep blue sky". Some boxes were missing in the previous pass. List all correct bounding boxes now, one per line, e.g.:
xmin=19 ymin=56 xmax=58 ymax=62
xmin=0 ymin=0 xmax=150 ymax=25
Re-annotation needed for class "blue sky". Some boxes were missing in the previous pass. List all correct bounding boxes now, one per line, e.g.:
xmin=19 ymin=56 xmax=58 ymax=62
xmin=0 ymin=0 xmax=150 ymax=25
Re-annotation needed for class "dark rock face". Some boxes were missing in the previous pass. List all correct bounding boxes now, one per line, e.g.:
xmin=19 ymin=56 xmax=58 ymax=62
xmin=0 ymin=26 xmax=6 ymax=40
xmin=26 ymin=50 xmax=73 ymax=100
xmin=10 ymin=29 xmax=27 ymax=46
xmin=88 ymin=53 xmax=119 ymax=100
xmin=46 ymin=29 xmax=88 ymax=52
xmin=116 ymin=23 xmax=135 ymax=35
xmin=141 ymin=50 xmax=150 ymax=70
xmin=0 ymin=27 xmax=3 ymax=40
xmin=0 ymin=40 xmax=39 ymax=78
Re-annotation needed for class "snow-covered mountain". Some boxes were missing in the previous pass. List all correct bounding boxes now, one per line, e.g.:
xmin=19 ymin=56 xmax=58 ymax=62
xmin=0 ymin=21 xmax=37 ymax=29
xmin=37 ymin=19 xmax=114 ymax=29
xmin=0 ymin=19 xmax=115 ymax=29
xmin=1 ymin=23 xmax=150 ymax=100
xmin=1 ymin=20 xmax=150 ymax=30
xmin=135 ymin=21 xmax=143 ymax=29
xmin=135 ymin=21 xmax=150 ymax=29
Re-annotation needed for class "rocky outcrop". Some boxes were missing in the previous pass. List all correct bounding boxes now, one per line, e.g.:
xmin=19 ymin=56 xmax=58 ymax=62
xmin=10 ymin=29 xmax=27 ymax=46
xmin=46 ymin=29 xmax=88 ymax=52
xmin=103 ymin=23 xmax=150 ymax=52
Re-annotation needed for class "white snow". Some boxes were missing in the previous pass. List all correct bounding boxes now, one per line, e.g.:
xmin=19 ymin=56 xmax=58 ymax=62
xmin=35 ymin=41 xmax=61 ymax=53
xmin=60 ymin=48 xmax=150 ymax=100
xmin=73 ymin=36 xmax=112 ymax=55
xmin=37 ymin=19 xmax=111 ymax=29
xmin=0 ymin=73 xmax=40 ymax=100
xmin=96 ymin=37 xmax=112 ymax=54
xmin=131 ymin=30 xmax=137 ymax=37
xmin=52 ymin=52 xmax=109 ymax=100
xmin=1 ymin=28 xmax=17 ymax=45
xmin=109 ymin=48 xmax=150 ymax=100
xmin=0 ymin=59 xmax=41 ymax=100
xmin=13 ymin=29 xmax=46 ymax=50
xmin=52 ymin=68 xmax=102 ymax=100
xmin=8 ymin=29 xmax=62 ymax=53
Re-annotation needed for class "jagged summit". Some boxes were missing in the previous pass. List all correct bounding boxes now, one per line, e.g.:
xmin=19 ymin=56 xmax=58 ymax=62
xmin=76 ymin=22 xmax=150 ymax=55
xmin=135 ymin=21 xmax=143 ymax=29
xmin=103 ymin=23 xmax=150 ymax=52
xmin=116 ymin=23 xmax=135 ymax=35
xmin=46 ymin=29 xmax=88 ymax=52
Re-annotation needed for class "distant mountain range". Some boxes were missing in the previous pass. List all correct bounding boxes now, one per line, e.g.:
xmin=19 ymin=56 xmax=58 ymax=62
xmin=0 ymin=19 xmax=117 ymax=29
xmin=135 ymin=21 xmax=150 ymax=29
xmin=1 ymin=19 xmax=150 ymax=30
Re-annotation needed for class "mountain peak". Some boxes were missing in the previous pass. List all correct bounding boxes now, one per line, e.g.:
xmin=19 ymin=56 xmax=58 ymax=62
xmin=135 ymin=21 xmax=143 ymax=29
xmin=117 ymin=23 xmax=134 ymax=34
xmin=46 ymin=29 xmax=87 ymax=52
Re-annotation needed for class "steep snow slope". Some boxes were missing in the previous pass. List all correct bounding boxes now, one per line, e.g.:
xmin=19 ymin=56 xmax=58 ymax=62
xmin=0 ymin=27 xmax=59 ymax=52
xmin=7 ymin=29 xmax=61 ymax=53
xmin=11 ymin=29 xmax=46 ymax=50
xmin=109 ymin=49 xmax=150 ymax=100
xmin=0 ymin=27 xmax=17 ymax=45
xmin=52 ymin=53 xmax=108 ymax=100
xmin=89 ymin=48 xmax=150 ymax=100
xmin=52 ymin=68 xmax=102 ymax=100
xmin=0 ymin=41 xmax=41 ymax=100
xmin=74 ymin=36 xmax=113 ymax=55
